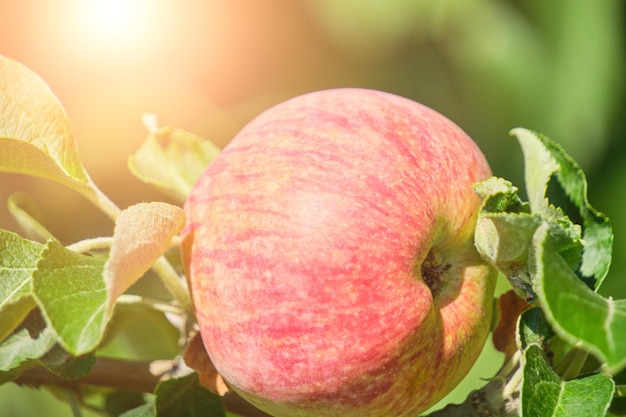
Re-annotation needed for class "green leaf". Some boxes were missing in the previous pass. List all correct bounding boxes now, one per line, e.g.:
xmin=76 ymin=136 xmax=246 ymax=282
xmin=512 ymin=128 xmax=613 ymax=289
xmin=129 ymin=115 xmax=220 ymax=203
xmin=0 ymin=229 xmax=45 ymax=341
xmin=531 ymin=222 xmax=626 ymax=374
xmin=155 ymin=373 xmax=225 ymax=417
xmin=33 ymin=240 xmax=109 ymax=355
xmin=98 ymin=303 xmax=180 ymax=361
xmin=517 ymin=307 xmax=555 ymax=351
xmin=105 ymin=391 xmax=149 ymax=416
xmin=522 ymin=343 xmax=614 ymax=417
xmin=0 ymin=56 xmax=92 ymax=189
xmin=7 ymin=192 xmax=55 ymax=242
xmin=513 ymin=128 xmax=561 ymax=216
xmin=474 ymin=176 xmax=583 ymax=301
xmin=40 ymin=344 xmax=95 ymax=379
xmin=119 ymin=400 xmax=155 ymax=417
xmin=104 ymin=202 xmax=185 ymax=312
xmin=0 ymin=309 xmax=56 ymax=384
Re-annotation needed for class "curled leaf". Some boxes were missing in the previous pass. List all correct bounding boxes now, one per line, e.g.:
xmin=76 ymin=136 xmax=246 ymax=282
xmin=512 ymin=128 xmax=612 ymax=289
xmin=531 ymin=222 xmax=626 ymax=374
xmin=0 ymin=56 xmax=90 ymax=189
xmin=104 ymin=202 xmax=186 ymax=312
xmin=128 ymin=115 xmax=220 ymax=203
xmin=492 ymin=290 xmax=530 ymax=359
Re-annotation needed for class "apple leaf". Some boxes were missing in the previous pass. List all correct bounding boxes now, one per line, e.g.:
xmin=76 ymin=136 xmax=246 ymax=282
xmin=98 ymin=303 xmax=180 ymax=361
xmin=7 ymin=192 xmax=55 ymax=242
xmin=129 ymin=115 xmax=220 ymax=203
xmin=0 ymin=56 xmax=94 ymax=190
xmin=105 ymin=392 xmax=151 ymax=417
xmin=517 ymin=306 xmax=555 ymax=351
xmin=32 ymin=240 xmax=109 ymax=356
xmin=104 ymin=202 xmax=186 ymax=312
xmin=0 ymin=309 xmax=56 ymax=384
xmin=0 ymin=229 xmax=44 ymax=341
xmin=119 ymin=401 xmax=155 ymax=417
xmin=154 ymin=373 xmax=226 ymax=417
xmin=41 ymin=343 xmax=95 ymax=379
xmin=531 ymin=222 xmax=626 ymax=374
xmin=512 ymin=128 xmax=612 ymax=290
xmin=521 ymin=343 xmax=614 ymax=417
xmin=474 ymin=177 xmax=583 ymax=301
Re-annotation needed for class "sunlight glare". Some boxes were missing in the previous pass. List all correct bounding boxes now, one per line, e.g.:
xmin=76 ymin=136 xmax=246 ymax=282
xmin=74 ymin=0 xmax=162 ymax=53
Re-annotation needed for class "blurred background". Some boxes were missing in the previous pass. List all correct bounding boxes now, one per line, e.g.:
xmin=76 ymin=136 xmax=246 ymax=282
xmin=0 ymin=0 xmax=624 ymax=415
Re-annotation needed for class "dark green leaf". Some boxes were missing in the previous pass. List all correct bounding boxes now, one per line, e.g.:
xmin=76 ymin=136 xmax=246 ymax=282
xmin=119 ymin=401 xmax=155 ymax=417
xmin=518 ymin=307 xmax=555 ymax=350
xmin=531 ymin=222 xmax=626 ymax=374
xmin=522 ymin=344 xmax=614 ymax=416
xmin=105 ymin=391 xmax=149 ymax=417
xmin=40 ymin=344 xmax=95 ymax=379
xmin=33 ymin=240 xmax=109 ymax=355
xmin=155 ymin=373 xmax=225 ymax=417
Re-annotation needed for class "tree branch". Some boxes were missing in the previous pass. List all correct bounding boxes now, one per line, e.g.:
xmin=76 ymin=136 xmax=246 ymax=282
xmin=14 ymin=355 xmax=521 ymax=417
xmin=14 ymin=357 xmax=271 ymax=417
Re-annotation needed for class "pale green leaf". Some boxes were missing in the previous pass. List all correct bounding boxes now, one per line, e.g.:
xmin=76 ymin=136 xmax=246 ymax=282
xmin=522 ymin=343 xmax=614 ymax=417
xmin=7 ymin=192 xmax=55 ymax=242
xmin=475 ymin=211 xmax=540 ymax=299
xmin=0 ymin=55 xmax=91 ymax=188
xmin=103 ymin=202 xmax=185 ymax=312
xmin=513 ymin=127 xmax=560 ymax=216
xmin=33 ymin=240 xmax=109 ymax=355
xmin=532 ymin=222 xmax=626 ymax=374
xmin=129 ymin=116 xmax=220 ymax=203
xmin=0 ymin=229 xmax=44 ymax=341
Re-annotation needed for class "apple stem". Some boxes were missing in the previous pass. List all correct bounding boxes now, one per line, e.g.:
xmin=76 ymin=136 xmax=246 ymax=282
xmin=151 ymin=255 xmax=195 ymax=320
xmin=66 ymin=236 xmax=114 ymax=253
xmin=84 ymin=179 xmax=123 ymax=222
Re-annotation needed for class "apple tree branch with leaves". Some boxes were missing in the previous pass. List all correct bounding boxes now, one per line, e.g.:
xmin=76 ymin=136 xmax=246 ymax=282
xmin=0 ymin=55 xmax=623 ymax=417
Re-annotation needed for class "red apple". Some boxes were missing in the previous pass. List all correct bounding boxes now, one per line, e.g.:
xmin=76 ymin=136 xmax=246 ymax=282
xmin=182 ymin=88 xmax=497 ymax=416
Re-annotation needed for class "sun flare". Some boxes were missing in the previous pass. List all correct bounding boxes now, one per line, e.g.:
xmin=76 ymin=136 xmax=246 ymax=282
xmin=72 ymin=0 xmax=163 ymax=53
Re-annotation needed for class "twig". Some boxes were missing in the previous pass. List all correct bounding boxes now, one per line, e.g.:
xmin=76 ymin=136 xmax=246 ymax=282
xmin=14 ymin=357 xmax=271 ymax=417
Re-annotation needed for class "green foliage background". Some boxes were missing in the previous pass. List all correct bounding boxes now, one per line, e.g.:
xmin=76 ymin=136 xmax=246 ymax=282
xmin=0 ymin=0 xmax=624 ymax=415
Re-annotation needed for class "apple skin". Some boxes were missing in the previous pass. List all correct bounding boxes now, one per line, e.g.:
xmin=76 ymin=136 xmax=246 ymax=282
xmin=182 ymin=88 xmax=497 ymax=417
